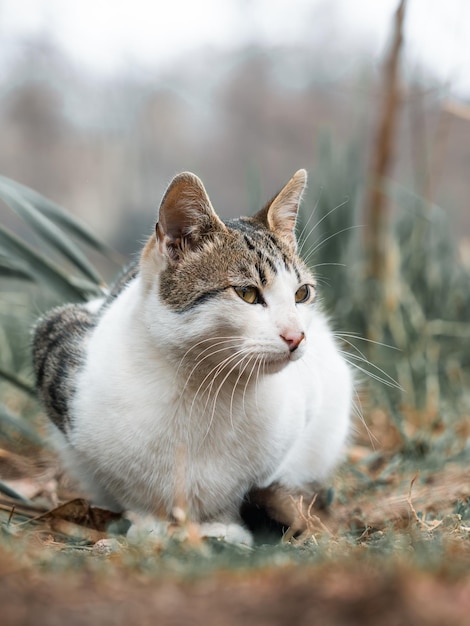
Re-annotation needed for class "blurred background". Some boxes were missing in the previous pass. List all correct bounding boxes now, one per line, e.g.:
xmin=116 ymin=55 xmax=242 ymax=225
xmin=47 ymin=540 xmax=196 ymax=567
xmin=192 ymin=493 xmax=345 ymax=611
xmin=0 ymin=0 xmax=469 ymax=470
xmin=1 ymin=0 xmax=469 ymax=249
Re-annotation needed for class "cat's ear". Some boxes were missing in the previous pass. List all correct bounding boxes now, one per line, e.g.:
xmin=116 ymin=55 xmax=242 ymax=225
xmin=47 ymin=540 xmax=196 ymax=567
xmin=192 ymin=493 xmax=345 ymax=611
xmin=253 ymin=169 xmax=307 ymax=246
xmin=156 ymin=172 xmax=225 ymax=262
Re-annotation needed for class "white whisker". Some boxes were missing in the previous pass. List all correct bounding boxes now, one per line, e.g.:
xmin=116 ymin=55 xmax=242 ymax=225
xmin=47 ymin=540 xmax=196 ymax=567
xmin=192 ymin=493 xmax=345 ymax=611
xmin=229 ymin=354 xmax=255 ymax=430
xmin=302 ymin=224 xmax=362 ymax=265
xmin=176 ymin=335 xmax=245 ymax=378
xmin=351 ymin=387 xmax=379 ymax=449
xmin=179 ymin=339 xmax=243 ymax=396
xmin=202 ymin=352 xmax=255 ymax=443
xmin=189 ymin=348 xmax=251 ymax=426
xmin=298 ymin=198 xmax=351 ymax=259
xmin=335 ymin=332 xmax=401 ymax=351
xmin=341 ymin=353 xmax=402 ymax=390
xmin=297 ymin=191 xmax=322 ymax=252
xmin=310 ymin=262 xmax=346 ymax=269
xmin=337 ymin=337 xmax=402 ymax=390
xmin=242 ymin=355 xmax=261 ymax=419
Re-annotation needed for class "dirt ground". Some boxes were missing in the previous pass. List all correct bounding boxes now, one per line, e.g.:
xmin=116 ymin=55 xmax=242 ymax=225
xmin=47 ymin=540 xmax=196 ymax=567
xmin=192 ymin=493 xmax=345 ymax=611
xmin=0 ymin=426 xmax=469 ymax=626
xmin=1 ymin=550 xmax=469 ymax=626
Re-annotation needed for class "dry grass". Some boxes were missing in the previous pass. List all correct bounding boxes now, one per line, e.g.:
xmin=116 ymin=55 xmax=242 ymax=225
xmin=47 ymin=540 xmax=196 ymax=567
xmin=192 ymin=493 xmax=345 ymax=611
xmin=0 ymin=402 xmax=468 ymax=625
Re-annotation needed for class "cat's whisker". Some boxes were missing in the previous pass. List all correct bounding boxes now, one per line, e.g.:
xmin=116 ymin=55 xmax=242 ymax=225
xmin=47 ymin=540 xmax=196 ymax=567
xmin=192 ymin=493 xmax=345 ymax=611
xmin=175 ymin=336 xmax=226 ymax=374
xmin=176 ymin=336 xmax=245 ymax=379
xmin=179 ymin=340 xmax=244 ymax=397
xmin=197 ymin=350 xmax=255 ymax=444
xmin=336 ymin=336 xmax=370 ymax=364
xmin=188 ymin=353 xmax=238 ymax=417
xmin=334 ymin=332 xmax=400 ymax=352
xmin=203 ymin=352 xmax=255 ymax=443
xmin=302 ymin=224 xmax=362 ymax=265
xmin=351 ymin=387 xmax=380 ymax=449
xmin=297 ymin=191 xmax=322 ymax=253
xmin=298 ymin=197 xmax=349 ymax=257
xmin=189 ymin=348 xmax=252 ymax=424
xmin=253 ymin=355 xmax=264 ymax=416
xmin=309 ymin=273 xmax=331 ymax=288
xmin=242 ymin=355 xmax=261 ymax=420
xmin=340 ymin=353 xmax=402 ymax=390
xmin=229 ymin=354 xmax=255 ymax=431
xmin=310 ymin=262 xmax=346 ymax=269
xmin=337 ymin=337 xmax=402 ymax=390
xmin=207 ymin=351 xmax=251 ymax=409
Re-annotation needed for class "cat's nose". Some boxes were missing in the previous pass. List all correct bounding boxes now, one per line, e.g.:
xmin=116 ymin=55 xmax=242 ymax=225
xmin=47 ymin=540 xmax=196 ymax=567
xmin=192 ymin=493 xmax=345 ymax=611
xmin=280 ymin=330 xmax=305 ymax=352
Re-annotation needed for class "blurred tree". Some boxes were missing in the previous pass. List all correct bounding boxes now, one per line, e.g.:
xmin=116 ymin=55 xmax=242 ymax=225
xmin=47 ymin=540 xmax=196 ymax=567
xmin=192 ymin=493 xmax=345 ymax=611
xmin=364 ymin=0 xmax=406 ymax=286
xmin=2 ymin=84 xmax=67 ymax=195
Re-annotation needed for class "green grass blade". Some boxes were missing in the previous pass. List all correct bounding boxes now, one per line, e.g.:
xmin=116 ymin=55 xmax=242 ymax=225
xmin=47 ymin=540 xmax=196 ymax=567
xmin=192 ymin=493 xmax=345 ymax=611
xmin=0 ymin=256 xmax=34 ymax=282
xmin=0 ymin=180 xmax=105 ymax=285
xmin=0 ymin=176 xmax=124 ymax=264
xmin=68 ymin=276 xmax=106 ymax=298
xmin=0 ymin=223 xmax=90 ymax=302
xmin=0 ymin=404 xmax=42 ymax=446
xmin=0 ymin=366 xmax=36 ymax=398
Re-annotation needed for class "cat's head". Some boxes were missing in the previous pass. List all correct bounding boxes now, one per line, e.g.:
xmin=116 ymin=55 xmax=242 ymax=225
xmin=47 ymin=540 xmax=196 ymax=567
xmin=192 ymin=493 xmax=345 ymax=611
xmin=140 ymin=170 xmax=317 ymax=376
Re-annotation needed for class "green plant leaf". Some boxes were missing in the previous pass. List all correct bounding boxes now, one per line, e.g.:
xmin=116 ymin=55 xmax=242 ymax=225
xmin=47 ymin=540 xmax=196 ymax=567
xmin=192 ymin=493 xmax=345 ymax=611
xmin=66 ymin=276 xmax=106 ymax=297
xmin=0 ymin=403 xmax=42 ymax=446
xmin=0 ymin=176 xmax=124 ymax=264
xmin=0 ymin=222 xmax=91 ymax=302
xmin=0 ymin=179 xmax=105 ymax=285
xmin=0 ymin=365 xmax=36 ymax=398
xmin=0 ymin=255 xmax=34 ymax=282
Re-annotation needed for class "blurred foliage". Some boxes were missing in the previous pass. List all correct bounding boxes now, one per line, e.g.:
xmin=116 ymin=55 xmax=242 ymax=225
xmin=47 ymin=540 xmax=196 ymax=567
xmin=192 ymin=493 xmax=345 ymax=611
xmin=297 ymin=130 xmax=470 ymax=458
xmin=0 ymin=177 xmax=120 ymax=446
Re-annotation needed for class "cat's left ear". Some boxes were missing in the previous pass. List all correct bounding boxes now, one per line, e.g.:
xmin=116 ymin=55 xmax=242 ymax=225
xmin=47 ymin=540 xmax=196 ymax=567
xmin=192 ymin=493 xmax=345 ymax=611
xmin=155 ymin=172 xmax=226 ymax=262
xmin=253 ymin=169 xmax=307 ymax=246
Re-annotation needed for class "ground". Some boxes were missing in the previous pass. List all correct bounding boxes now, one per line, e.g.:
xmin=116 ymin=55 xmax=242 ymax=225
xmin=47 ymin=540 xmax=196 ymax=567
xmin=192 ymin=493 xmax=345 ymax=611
xmin=0 ymin=407 xmax=469 ymax=625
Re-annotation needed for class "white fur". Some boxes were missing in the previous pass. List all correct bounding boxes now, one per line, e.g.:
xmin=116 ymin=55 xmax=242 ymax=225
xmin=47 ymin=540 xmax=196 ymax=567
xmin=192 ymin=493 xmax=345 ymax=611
xmin=63 ymin=258 xmax=352 ymax=541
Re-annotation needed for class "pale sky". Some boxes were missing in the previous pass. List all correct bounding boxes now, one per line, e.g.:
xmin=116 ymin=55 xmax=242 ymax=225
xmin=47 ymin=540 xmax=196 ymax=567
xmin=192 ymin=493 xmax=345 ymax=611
xmin=1 ymin=0 xmax=470 ymax=96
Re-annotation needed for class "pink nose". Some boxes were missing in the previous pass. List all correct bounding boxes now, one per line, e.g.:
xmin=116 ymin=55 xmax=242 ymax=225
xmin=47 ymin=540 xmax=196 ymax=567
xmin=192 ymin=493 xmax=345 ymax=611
xmin=280 ymin=330 xmax=305 ymax=352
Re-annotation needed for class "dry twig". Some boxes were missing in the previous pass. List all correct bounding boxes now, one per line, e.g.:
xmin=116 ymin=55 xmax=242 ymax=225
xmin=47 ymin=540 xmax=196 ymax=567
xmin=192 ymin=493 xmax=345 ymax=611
xmin=283 ymin=494 xmax=333 ymax=544
xmin=406 ymin=474 xmax=443 ymax=532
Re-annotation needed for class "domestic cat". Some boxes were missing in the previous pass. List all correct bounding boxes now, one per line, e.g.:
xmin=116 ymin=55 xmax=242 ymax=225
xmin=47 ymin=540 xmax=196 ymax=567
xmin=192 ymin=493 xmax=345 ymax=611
xmin=32 ymin=169 xmax=352 ymax=545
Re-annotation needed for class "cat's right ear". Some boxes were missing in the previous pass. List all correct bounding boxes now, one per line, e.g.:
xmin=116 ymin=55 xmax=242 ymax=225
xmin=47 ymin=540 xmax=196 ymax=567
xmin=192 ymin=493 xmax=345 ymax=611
xmin=252 ymin=169 xmax=307 ymax=248
xmin=155 ymin=172 xmax=225 ymax=262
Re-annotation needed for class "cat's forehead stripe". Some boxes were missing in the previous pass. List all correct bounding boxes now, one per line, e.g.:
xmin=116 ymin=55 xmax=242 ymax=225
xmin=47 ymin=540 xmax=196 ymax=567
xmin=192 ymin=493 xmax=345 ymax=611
xmin=229 ymin=221 xmax=286 ymax=266
xmin=243 ymin=234 xmax=256 ymax=251
xmin=234 ymin=224 xmax=294 ymax=284
xmin=256 ymin=263 xmax=267 ymax=287
xmin=158 ymin=218 xmax=311 ymax=312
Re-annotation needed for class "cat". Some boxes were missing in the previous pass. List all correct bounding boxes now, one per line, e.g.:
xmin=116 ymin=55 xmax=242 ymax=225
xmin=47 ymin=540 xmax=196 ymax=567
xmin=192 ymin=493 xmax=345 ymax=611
xmin=32 ymin=169 xmax=352 ymax=545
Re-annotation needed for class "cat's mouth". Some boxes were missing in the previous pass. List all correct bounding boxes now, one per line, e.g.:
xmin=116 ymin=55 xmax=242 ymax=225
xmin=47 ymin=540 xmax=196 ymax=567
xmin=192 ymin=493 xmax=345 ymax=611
xmin=262 ymin=350 xmax=300 ymax=374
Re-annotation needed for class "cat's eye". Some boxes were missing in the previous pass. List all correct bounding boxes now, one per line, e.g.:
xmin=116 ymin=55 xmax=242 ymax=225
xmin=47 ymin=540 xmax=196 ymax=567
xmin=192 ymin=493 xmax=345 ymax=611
xmin=234 ymin=286 xmax=261 ymax=305
xmin=295 ymin=284 xmax=313 ymax=304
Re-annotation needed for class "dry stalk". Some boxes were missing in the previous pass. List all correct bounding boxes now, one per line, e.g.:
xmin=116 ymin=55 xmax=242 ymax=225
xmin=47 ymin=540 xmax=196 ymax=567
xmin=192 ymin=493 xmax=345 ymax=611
xmin=283 ymin=494 xmax=333 ymax=544
xmin=406 ymin=474 xmax=443 ymax=532
xmin=364 ymin=0 xmax=406 ymax=285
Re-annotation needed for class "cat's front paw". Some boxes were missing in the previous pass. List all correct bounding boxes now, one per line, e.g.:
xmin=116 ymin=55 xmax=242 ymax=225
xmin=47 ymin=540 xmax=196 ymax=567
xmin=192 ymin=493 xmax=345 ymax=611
xmin=199 ymin=522 xmax=253 ymax=547
xmin=126 ymin=513 xmax=171 ymax=545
